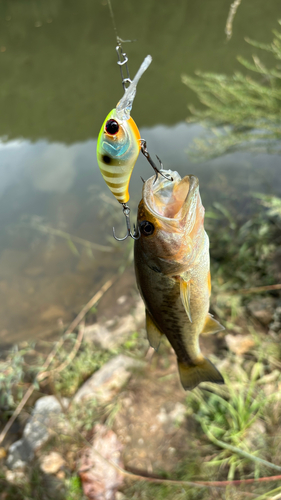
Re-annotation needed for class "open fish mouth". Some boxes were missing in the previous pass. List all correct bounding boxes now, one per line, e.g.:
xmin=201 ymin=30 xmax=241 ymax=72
xmin=142 ymin=170 xmax=199 ymax=229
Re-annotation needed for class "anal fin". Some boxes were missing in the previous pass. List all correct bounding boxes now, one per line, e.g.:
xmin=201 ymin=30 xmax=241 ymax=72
xmin=201 ymin=313 xmax=224 ymax=335
xmin=180 ymin=277 xmax=192 ymax=323
xmin=178 ymin=357 xmax=224 ymax=391
xmin=146 ymin=310 xmax=163 ymax=351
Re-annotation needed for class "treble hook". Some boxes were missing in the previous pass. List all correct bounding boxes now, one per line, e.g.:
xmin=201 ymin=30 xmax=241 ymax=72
xmin=140 ymin=140 xmax=173 ymax=184
xmin=113 ymin=203 xmax=140 ymax=241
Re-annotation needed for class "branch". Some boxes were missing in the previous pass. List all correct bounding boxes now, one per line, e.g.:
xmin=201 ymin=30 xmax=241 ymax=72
xmin=225 ymin=0 xmax=243 ymax=41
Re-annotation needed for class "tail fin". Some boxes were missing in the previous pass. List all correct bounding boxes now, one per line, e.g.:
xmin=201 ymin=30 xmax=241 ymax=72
xmin=178 ymin=357 xmax=224 ymax=391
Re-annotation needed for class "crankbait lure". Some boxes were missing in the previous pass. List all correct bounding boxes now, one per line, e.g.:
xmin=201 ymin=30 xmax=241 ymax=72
xmin=97 ymin=55 xmax=152 ymax=205
xmin=97 ymin=0 xmax=172 ymax=241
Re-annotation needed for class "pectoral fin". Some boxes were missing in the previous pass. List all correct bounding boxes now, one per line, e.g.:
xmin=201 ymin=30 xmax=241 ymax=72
xmin=180 ymin=278 xmax=192 ymax=323
xmin=178 ymin=358 xmax=224 ymax=391
xmin=201 ymin=313 xmax=225 ymax=335
xmin=146 ymin=310 xmax=163 ymax=351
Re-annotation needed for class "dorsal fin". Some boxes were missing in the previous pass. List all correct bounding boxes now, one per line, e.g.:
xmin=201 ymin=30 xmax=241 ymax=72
xmin=202 ymin=313 xmax=225 ymax=335
xmin=180 ymin=277 xmax=192 ymax=323
xmin=146 ymin=310 xmax=163 ymax=351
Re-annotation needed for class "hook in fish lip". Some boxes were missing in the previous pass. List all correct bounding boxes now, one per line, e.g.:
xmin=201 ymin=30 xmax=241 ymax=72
xmin=155 ymin=155 xmax=163 ymax=170
xmin=140 ymin=140 xmax=173 ymax=183
xmin=155 ymin=155 xmax=173 ymax=182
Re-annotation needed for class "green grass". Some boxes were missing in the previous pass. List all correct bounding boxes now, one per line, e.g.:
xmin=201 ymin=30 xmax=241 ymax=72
xmin=1 ymin=191 xmax=281 ymax=500
xmin=53 ymin=341 xmax=112 ymax=398
xmin=186 ymin=359 xmax=281 ymax=480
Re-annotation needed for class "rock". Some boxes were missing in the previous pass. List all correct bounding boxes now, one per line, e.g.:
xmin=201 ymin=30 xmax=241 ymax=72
xmin=117 ymin=295 xmax=127 ymax=305
xmin=5 ymin=469 xmax=26 ymax=483
xmin=247 ymin=298 xmax=275 ymax=326
xmin=7 ymin=396 xmax=67 ymax=470
xmin=40 ymin=452 xmax=65 ymax=474
xmin=116 ymin=493 xmax=126 ymax=500
xmin=6 ymin=440 xmax=31 ymax=470
xmin=169 ymin=403 xmax=186 ymax=426
xmin=73 ymin=355 xmax=145 ymax=404
xmin=225 ymin=334 xmax=255 ymax=355
xmin=78 ymin=424 xmax=124 ymax=500
xmin=83 ymin=299 xmax=145 ymax=350
xmin=56 ymin=470 xmax=65 ymax=480
xmin=156 ymin=408 xmax=169 ymax=425
xmin=156 ymin=403 xmax=186 ymax=429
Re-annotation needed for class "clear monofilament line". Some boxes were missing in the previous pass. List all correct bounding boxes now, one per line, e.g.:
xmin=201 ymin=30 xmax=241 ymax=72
xmin=116 ymin=55 xmax=152 ymax=120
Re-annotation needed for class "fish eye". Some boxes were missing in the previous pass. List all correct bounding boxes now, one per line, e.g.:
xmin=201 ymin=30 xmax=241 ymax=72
xmin=140 ymin=221 xmax=154 ymax=236
xmin=105 ymin=119 xmax=119 ymax=135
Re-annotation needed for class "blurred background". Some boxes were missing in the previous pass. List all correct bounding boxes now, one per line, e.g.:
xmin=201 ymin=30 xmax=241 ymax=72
xmin=0 ymin=0 xmax=279 ymax=346
xmin=1 ymin=1 xmax=281 ymax=498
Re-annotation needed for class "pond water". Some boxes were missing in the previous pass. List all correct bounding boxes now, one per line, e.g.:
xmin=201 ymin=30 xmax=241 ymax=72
xmin=0 ymin=0 xmax=280 ymax=346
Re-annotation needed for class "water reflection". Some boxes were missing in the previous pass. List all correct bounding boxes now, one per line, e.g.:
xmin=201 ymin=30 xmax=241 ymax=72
xmin=0 ymin=122 xmax=280 ymax=346
xmin=0 ymin=0 xmax=278 ymax=141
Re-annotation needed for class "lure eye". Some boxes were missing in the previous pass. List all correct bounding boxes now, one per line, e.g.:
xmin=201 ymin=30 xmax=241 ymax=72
xmin=105 ymin=119 xmax=119 ymax=135
xmin=140 ymin=221 xmax=155 ymax=236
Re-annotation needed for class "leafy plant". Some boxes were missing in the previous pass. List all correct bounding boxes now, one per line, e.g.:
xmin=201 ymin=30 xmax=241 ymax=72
xmin=208 ymin=198 xmax=278 ymax=292
xmin=185 ymin=361 xmax=279 ymax=480
xmin=182 ymin=20 xmax=281 ymax=160
xmin=0 ymin=344 xmax=36 ymax=414
xmin=54 ymin=342 xmax=112 ymax=398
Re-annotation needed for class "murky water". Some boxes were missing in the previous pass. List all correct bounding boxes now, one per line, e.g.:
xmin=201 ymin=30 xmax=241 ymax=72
xmin=0 ymin=0 xmax=280 ymax=345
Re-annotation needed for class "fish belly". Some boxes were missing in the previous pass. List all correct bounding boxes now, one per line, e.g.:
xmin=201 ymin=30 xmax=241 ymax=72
xmin=134 ymin=242 xmax=224 ymax=390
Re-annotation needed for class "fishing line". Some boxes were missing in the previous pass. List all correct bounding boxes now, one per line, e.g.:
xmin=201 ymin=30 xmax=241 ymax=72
xmin=107 ymin=0 xmax=119 ymax=43
xmin=106 ymin=0 xmax=136 ymax=90
xmin=98 ymin=0 xmax=173 ymax=241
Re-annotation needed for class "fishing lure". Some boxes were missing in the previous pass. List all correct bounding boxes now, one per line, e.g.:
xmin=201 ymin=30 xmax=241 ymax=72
xmin=97 ymin=54 xmax=152 ymax=205
xmin=97 ymin=0 xmax=172 ymax=240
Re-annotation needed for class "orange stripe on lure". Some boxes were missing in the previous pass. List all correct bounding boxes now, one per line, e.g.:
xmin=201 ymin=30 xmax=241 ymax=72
xmin=97 ymin=55 xmax=152 ymax=205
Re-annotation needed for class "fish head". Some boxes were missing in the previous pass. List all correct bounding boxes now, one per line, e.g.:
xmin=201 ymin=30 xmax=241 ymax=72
xmin=97 ymin=108 xmax=141 ymax=204
xmin=136 ymin=171 xmax=205 ymax=274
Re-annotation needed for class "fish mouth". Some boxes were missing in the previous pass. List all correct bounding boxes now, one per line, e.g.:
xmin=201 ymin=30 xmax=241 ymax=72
xmin=143 ymin=170 xmax=199 ymax=230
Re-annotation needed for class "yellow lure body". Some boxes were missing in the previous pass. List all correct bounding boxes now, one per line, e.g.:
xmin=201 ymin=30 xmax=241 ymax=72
xmin=96 ymin=55 xmax=152 ymax=204
xmin=97 ymin=108 xmax=141 ymax=204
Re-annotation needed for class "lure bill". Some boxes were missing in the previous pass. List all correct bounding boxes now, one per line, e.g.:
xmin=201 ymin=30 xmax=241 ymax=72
xmin=97 ymin=55 xmax=152 ymax=205
xmin=134 ymin=171 xmax=225 ymax=391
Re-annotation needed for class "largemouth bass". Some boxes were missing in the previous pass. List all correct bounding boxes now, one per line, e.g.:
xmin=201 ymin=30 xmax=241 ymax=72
xmin=134 ymin=171 xmax=224 ymax=390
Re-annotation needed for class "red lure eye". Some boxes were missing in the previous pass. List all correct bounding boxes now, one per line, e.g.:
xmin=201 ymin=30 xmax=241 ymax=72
xmin=105 ymin=119 xmax=119 ymax=135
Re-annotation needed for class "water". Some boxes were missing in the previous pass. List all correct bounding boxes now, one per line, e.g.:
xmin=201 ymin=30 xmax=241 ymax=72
xmin=0 ymin=0 xmax=280 ymax=346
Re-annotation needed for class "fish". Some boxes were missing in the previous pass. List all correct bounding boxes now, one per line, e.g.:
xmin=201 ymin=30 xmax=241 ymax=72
xmin=134 ymin=170 xmax=225 ymax=390
xmin=97 ymin=55 xmax=152 ymax=205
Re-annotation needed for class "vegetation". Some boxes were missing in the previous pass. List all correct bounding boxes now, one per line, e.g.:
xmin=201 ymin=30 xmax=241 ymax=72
xmin=1 ymin=193 xmax=280 ymax=499
xmin=1 ymin=15 xmax=281 ymax=500
xmin=182 ymin=20 xmax=281 ymax=160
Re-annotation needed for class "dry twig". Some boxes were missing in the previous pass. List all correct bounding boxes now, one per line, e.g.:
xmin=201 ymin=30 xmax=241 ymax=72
xmin=225 ymin=0 xmax=242 ymax=41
